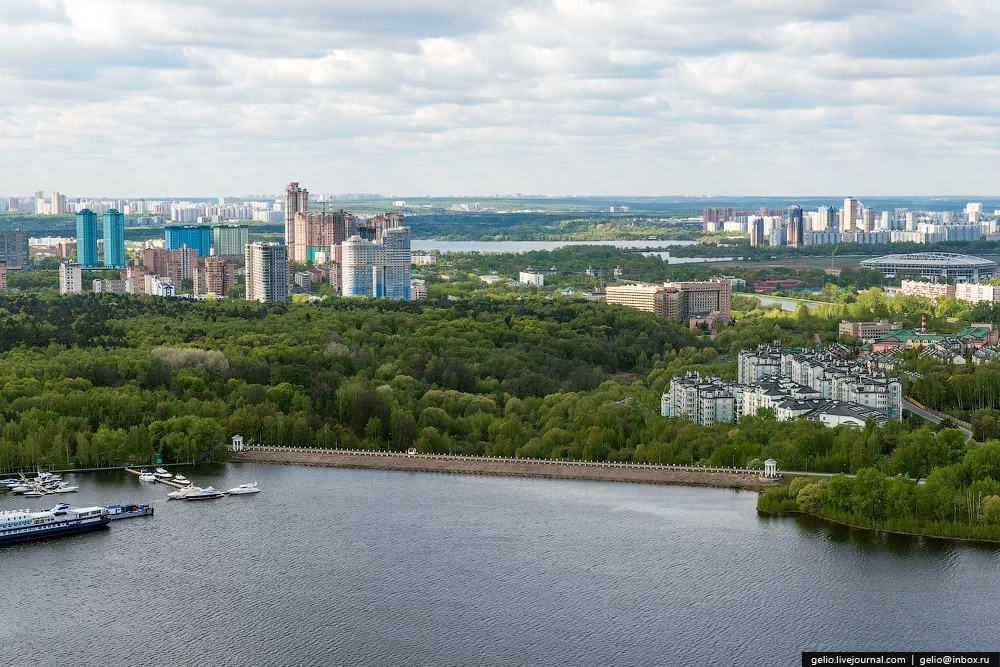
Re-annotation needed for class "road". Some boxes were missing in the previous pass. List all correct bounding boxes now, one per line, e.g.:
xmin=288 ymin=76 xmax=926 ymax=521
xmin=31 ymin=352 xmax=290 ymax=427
xmin=902 ymin=398 xmax=974 ymax=441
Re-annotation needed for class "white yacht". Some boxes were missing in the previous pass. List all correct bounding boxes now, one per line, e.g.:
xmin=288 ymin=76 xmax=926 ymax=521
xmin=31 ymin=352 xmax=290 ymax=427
xmin=138 ymin=470 xmax=157 ymax=482
xmin=154 ymin=468 xmax=173 ymax=479
xmin=174 ymin=474 xmax=190 ymax=484
xmin=166 ymin=486 xmax=202 ymax=500
xmin=183 ymin=486 xmax=225 ymax=500
xmin=52 ymin=484 xmax=79 ymax=493
xmin=225 ymin=482 xmax=260 ymax=495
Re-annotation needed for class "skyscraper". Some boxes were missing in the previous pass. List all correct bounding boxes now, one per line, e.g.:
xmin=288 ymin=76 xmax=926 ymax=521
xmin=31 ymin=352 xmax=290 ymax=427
xmin=76 ymin=209 xmax=99 ymax=266
xmin=787 ymin=205 xmax=803 ymax=247
xmin=292 ymin=209 xmax=356 ymax=262
xmin=749 ymin=217 xmax=765 ymax=247
xmin=211 ymin=224 xmax=249 ymax=256
xmin=816 ymin=205 xmax=836 ymax=230
xmin=245 ymin=241 xmax=289 ymax=303
xmin=341 ymin=226 xmax=412 ymax=299
xmin=842 ymin=197 xmax=859 ymax=233
xmin=861 ymin=207 xmax=876 ymax=233
xmin=102 ymin=209 xmax=125 ymax=267
xmin=284 ymin=182 xmax=309 ymax=252
xmin=165 ymin=225 xmax=211 ymax=257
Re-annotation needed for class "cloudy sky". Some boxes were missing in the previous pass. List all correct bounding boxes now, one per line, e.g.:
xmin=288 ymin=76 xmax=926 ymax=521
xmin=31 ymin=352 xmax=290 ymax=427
xmin=2 ymin=0 xmax=999 ymax=197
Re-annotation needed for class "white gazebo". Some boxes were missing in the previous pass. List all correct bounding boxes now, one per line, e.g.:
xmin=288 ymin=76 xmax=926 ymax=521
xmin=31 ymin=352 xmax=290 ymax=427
xmin=762 ymin=458 xmax=778 ymax=478
xmin=229 ymin=434 xmax=245 ymax=453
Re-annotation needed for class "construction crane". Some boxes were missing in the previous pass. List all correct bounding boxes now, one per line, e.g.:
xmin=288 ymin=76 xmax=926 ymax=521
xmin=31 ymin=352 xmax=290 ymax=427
xmin=830 ymin=244 xmax=840 ymax=272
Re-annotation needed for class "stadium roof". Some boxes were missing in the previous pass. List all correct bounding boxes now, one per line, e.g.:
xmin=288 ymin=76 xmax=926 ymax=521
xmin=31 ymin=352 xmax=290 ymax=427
xmin=859 ymin=252 xmax=997 ymax=269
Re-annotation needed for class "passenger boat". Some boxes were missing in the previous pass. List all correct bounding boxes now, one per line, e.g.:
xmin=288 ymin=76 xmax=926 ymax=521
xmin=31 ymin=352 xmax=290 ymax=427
xmin=154 ymin=468 xmax=173 ymax=479
xmin=183 ymin=486 xmax=225 ymax=500
xmin=0 ymin=504 xmax=111 ymax=545
xmin=225 ymin=482 xmax=260 ymax=495
xmin=105 ymin=503 xmax=154 ymax=520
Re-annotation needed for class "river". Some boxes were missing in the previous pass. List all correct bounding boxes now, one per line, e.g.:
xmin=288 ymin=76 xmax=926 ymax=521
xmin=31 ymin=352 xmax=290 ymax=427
xmin=410 ymin=239 xmax=698 ymax=253
xmin=2 ymin=464 xmax=997 ymax=665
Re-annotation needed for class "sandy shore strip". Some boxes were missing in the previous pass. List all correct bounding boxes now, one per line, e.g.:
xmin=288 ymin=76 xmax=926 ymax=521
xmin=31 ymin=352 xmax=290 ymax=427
xmin=235 ymin=448 xmax=778 ymax=491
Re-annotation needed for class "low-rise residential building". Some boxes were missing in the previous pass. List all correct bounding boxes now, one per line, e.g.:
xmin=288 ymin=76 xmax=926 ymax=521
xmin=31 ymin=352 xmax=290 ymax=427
xmin=838 ymin=320 xmax=902 ymax=342
xmin=956 ymin=282 xmax=1000 ymax=304
xmin=868 ymin=325 xmax=997 ymax=354
xmin=410 ymin=280 xmax=427 ymax=300
xmin=899 ymin=280 xmax=956 ymax=300
xmin=660 ymin=372 xmax=740 ymax=426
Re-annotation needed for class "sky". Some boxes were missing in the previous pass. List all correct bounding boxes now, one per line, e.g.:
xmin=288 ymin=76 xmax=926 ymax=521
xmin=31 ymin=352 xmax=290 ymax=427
xmin=2 ymin=0 xmax=1000 ymax=197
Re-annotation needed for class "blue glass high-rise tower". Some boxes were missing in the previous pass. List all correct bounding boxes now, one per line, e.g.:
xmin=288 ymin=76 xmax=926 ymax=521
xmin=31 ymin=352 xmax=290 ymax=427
xmin=102 ymin=209 xmax=125 ymax=267
xmin=75 ymin=209 xmax=99 ymax=266
xmin=165 ymin=225 xmax=211 ymax=257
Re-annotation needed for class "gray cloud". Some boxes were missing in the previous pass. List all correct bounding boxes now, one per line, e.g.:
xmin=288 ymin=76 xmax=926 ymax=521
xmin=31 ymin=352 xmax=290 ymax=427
xmin=1 ymin=0 xmax=999 ymax=196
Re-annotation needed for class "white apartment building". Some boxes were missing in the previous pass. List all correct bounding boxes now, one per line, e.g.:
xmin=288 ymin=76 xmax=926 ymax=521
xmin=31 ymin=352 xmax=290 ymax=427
xmin=59 ymin=262 xmax=82 ymax=294
xmin=245 ymin=241 xmax=289 ymax=303
xmin=660 ymin=372 xmax=739 ymax=427
xmin=519 ymin=271 xmax=544 ymax=287
xmin=956 ymin=283 xmax=1000 ymax=304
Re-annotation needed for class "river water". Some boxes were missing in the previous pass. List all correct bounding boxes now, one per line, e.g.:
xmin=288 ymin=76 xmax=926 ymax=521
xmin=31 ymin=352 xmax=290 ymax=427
xmin=411 ymin=239 xmax=698 ymax=253
xmin=2 ymin=464 xmax=998 ymax=665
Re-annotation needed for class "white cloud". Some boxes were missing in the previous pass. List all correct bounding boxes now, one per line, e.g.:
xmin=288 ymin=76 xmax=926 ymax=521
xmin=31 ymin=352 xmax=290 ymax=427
xmin=1 ymin=0 xmax=999 ymax=196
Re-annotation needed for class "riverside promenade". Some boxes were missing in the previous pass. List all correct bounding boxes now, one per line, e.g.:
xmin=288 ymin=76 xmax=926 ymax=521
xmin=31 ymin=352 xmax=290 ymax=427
xmin=236 ymin=446 xmax=780 ymax=491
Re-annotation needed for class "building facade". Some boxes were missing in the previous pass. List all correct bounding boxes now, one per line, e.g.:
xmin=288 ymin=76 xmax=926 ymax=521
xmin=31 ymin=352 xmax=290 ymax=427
xmin=102 ymin=209 xmax=125 ymax=267
xmin=76 ymin=209 xmax=99 ymax=266
xmin=245 ymin=241 xmax=289 ymax=303
xmin=165 ymin=225 xmax=211 ymax=257
xmin=341 ymin=227 xmax=412 ymax=299
xmin=211 ymin=224 xmax=249 ymax=257
xmin=59 ymin=262 xmax=82 ymax=294
xmin=283 ymin=182 xmax=309 ymax=250
xmin=194 ymin=256 xmax=238 ymax=296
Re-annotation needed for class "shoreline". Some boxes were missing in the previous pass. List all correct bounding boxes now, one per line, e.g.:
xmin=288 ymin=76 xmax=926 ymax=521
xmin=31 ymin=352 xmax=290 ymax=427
xmin=233 ymin=449 xmax=779 ymax=491
xmin=757 ymin=508 xmax=1000 ymax=545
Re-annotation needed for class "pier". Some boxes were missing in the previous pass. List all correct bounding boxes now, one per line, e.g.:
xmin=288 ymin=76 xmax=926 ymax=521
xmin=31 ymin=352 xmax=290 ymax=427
xmin=123 ymin=468 xmax=189 ymax=489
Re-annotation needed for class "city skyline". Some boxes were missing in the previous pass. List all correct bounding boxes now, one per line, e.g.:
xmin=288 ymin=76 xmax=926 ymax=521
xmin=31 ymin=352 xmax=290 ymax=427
xmin=2 ymin=2 xmax=1000 ymax=196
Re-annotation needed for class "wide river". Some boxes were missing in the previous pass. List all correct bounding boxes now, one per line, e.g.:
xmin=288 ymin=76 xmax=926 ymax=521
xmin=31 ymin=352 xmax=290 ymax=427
xmin=2 ymin=464 xmax=998 ymax=665
xmin=411 ymin=239 xmax=698 ymax=253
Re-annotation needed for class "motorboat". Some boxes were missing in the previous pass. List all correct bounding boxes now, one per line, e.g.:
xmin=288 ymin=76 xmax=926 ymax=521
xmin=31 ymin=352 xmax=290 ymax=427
xmin=52 ymin=484 xmax=79 ymax=493
xmin=183 ymin=486 xmax=225 ymax=500
xmin=166 ymin=485 xmax=202 ymax=500
xmin=225 ymin=482 xmax=260 ymax=495
xmin=173 ymin=474 xmax=189 ymax=484
xmin=138 ymin=471 xmax=157 ymax=482
xmin=24 ymin=490 xmax=45 ymax=498
xmin=154 ymin=468 xmax=173 ymax=479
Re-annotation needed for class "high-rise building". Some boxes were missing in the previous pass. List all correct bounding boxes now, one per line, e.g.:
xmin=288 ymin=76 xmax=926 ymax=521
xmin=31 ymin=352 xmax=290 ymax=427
xmin=702 ymin=208 xmax=720 ymax=232
xmin=787 ymin=205 xmax=803 ymax=247
xmin=292 ymin=210 xmax=356 ymax=263
xmin=749 ymin=217 xmax=765 ymax=247
xmin=816 ymin=205 xmax=835 ymax=230
xmin=165 ymin=225 xmax=211 ymax=257
xmin=34 ymin=191 xmax=45 ymax=215
xmin=861 ymin=207 xmax=876 ymax=233
xmin=0 ymin=230 xmax=29 ymax=270
xmin=102 ymin=209 xmax=125 ymax=267
xmin=842 ymin=197 xmax=859 ymax=233
xmin=210 ymin=224 xmax=249 ymax=256
xmin=246 ymin=241 xmax=289 ymax=303
xmin=284 ymin=182 xmax=309 ymax=251
xmin=194 ymin=256 xmax=239 ymax=296
xmin=75 ymin=209 xmax=100 ymax=266
xmin=59 ymin=262 xmax=82 ymax=294
xmin=51 ymin=191 xmax=67 ymax=215
xmin=341 ymin=226 xmax=412 ymax=299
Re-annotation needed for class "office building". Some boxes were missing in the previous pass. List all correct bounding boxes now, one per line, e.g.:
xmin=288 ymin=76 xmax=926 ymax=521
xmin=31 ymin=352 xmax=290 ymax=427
xmin=246 ymin=242 xmax=289 ymax=303
xmin=165 ymin=225 xmax=211 ymax=257
xmin=102 ymin=209 xmax=125 ymax=267
xmin=76 ymin=209 xmax=100 ymax=266
xmin=211 ymin=224 xmax=249 ymax=256
xmin=59 ymin=262 xmax=82 ymax=294
xmin=284 ymin=182 xmax=309 ymax=250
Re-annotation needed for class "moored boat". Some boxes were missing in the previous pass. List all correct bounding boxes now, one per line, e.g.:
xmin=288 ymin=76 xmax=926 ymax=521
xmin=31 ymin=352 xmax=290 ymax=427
xmin=105 ymin=503 xmax=154 ymax=520
xmin=225 ymin=482 xmax=260 ymax=495
xmin=154 ymin=468 xmax=173 ymax=479
xmin=138 ymin=469 xmax=157 ymax=482
xmin=174 ymin=474 xmax=189 ymax=484
xmin=166 ymin=485 xmax=202 ymax=500
xmin=0 ymin=504 xmax=111 ymax=545
xmin=183 ymin=486 xmax=225 ymax=500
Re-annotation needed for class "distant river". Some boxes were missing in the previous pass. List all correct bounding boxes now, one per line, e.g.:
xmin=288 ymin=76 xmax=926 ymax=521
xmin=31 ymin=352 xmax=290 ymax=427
xmin=410 ymin=239 xmax=698 ymax=253
xmin=2 ymin=464 xmax=997 ymax=665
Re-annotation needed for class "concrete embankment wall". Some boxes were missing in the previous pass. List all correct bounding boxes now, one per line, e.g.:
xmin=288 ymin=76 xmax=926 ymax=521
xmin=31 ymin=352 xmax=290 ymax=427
xmin=236 ymin=448 xmax=779 ymax=491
